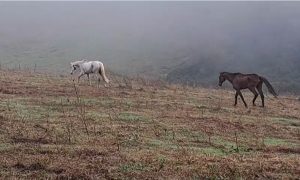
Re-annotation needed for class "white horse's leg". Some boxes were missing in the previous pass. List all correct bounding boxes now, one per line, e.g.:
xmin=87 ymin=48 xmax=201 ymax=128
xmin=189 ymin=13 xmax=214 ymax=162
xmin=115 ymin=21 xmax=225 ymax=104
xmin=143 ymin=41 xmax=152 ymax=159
xmin=87 ymin=74 xmax=91 ymax=86
xmin=96 ymin=73 xmax=101 ymax=88
xmin=104 ymin=82 xmax=108 ymax=88
xmin=77 ymin=72 xmax=84 ymax=84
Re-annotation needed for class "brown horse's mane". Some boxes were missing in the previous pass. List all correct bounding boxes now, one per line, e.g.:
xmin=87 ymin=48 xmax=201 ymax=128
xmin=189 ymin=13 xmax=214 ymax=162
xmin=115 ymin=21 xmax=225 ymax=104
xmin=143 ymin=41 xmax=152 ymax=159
xmin=220 ymin=72 xmax=241 ymax=76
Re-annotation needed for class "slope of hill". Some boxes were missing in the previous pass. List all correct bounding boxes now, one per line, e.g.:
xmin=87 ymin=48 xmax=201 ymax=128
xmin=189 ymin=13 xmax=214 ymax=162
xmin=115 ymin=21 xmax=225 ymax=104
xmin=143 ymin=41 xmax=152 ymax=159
xmin=2 ymin=2 xmax=300 ymax=94
xmin=167 ymin=63 xmax=300 ymax=94
xmin=0 ymin=69 xmax=299 ymax=179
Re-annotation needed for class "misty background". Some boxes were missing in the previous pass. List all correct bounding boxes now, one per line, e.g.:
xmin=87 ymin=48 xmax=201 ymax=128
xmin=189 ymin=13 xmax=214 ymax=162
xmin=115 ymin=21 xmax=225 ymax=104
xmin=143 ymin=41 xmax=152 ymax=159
xmin=1 ymin=2 xmax=300 ymax=94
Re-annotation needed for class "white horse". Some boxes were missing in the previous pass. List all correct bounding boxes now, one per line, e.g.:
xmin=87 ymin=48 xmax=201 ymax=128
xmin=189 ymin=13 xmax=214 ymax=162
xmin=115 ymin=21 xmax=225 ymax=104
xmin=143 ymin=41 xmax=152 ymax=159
xmin=70 ymin=59 xmax=110 ymax=87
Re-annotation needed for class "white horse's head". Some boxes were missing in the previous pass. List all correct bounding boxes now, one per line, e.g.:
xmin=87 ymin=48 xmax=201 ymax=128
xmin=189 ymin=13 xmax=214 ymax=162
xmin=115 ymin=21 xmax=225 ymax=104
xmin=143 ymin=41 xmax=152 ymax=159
xmin=70 ymin=59 xmax=88 ymax=74
xmin=70 ymin=62 xmax=79 ymax=75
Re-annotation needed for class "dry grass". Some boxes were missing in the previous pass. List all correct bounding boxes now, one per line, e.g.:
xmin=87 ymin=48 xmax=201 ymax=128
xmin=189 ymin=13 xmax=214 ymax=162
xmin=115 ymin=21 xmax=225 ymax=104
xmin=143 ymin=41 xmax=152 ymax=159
xmin=0 ymin=69 xmax=299 ymax=179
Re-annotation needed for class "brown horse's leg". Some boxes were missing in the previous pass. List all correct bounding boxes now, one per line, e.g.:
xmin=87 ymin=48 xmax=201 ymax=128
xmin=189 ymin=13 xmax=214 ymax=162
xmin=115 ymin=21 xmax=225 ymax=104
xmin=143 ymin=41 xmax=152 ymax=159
xmin=234 ymin=91 xmax=238 ymax=106
xmin=237 ymin=90 xmax=248 ymax=108
xmin=257 ymin=83 xmax=265 ymax=107
xmin=249 ymin=88 xmax=258 ymax=106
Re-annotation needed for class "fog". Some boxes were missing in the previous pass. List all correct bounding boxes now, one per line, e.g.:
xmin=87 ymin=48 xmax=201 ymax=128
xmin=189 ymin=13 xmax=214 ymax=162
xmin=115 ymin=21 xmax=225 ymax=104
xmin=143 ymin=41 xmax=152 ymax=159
xmin=1 ymin=2 xmax=300 ymax=92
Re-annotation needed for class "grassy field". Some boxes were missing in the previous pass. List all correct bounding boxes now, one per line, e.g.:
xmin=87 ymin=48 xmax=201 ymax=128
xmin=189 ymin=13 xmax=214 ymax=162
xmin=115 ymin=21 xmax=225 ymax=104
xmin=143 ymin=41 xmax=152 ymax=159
xmin=0 ymin=69 xmax=299 ymax=179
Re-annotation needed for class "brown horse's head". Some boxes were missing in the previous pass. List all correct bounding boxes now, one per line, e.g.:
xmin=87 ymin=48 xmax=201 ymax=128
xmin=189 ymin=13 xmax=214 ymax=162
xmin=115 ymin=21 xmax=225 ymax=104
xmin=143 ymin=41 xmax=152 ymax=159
xmin=219 ymin=72 xmax=226 ymax=86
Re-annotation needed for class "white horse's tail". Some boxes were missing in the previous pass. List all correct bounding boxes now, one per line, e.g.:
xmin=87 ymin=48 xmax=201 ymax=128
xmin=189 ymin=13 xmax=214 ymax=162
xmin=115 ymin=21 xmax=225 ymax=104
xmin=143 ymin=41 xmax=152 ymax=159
xmin=100 ymin=63 xmax=110 ymax=83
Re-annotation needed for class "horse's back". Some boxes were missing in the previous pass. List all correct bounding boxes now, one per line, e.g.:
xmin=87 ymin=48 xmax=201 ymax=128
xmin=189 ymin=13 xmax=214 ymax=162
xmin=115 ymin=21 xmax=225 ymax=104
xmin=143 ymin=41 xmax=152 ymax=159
xmin=236 ymin=73 xmax=260 ymax=80
xmin=233 ymin=73 xmax=261 ymax=89
xmin=245 ymin=74 xmax=261 ymax=82
xmin=86 ymin=61 xmax=105 ymax=73
xmin=89 ymin=61 xmax=104 ymax=66
xmin=245 ymin=73 xmax=259 ymax=77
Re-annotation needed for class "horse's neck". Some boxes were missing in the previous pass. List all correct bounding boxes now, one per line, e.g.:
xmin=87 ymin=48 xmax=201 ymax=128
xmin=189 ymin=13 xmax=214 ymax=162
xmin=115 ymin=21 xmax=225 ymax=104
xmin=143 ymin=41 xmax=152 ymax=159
xmin=225 ymin=74 xmax=235 ymax=83
xmin=74 ymin=61 xmax=87 ymax=72
xmin=73 ymin=60 xmax=85 ymax=66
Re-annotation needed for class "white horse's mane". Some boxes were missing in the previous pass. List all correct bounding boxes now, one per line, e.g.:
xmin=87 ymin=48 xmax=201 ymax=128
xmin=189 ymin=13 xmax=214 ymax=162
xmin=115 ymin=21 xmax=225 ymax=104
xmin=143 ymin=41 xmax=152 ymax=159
xmin=71 ymin=59 xmax=88 ymax=66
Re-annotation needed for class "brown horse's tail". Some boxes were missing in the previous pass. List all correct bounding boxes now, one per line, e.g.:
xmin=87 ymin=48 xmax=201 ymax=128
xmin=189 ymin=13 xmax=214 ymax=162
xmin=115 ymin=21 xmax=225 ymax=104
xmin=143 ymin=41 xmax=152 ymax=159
xmin=260 ymin=76 xmax=278 ymax=97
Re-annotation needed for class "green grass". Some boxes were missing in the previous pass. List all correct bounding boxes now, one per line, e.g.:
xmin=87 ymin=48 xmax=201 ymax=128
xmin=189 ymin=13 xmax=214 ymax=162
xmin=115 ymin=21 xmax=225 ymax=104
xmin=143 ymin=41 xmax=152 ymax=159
xmin=146 ymin=138 xmax=228 ymax=156
xmin=86 ymin=111 xmax=110 ymax=121
xmin=272 ymin=117 xmax=300 ymax=127
xmin=119 ymin=162 xmax=149 ymax=173
xmin=118 ymin=112 xmax=148 ymax=122
xmin=199 ymin=147 xmax=227 ymax=156
xmin=264 ymin=137 xmax=298 ymax=147
xmin=0 ymin=143 xmax=15 ymax=152
xmin=1 ymin=101 xmax=51 ymax=120
xmin=147 ymin=139 xmax=174 ymax=149
xmin=82 ymin=97 xmax=115 ymax=108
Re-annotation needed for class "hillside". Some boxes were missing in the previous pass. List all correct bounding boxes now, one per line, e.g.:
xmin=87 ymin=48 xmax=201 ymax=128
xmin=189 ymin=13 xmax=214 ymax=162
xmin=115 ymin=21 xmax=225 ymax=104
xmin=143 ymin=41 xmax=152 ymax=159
xmin=0 ymin=69 xmax=299 ymax=179
xmin=2 ymin=2 xmax=300 ymax=94
xmin=165 ymin=47 xmax=300 ymax=94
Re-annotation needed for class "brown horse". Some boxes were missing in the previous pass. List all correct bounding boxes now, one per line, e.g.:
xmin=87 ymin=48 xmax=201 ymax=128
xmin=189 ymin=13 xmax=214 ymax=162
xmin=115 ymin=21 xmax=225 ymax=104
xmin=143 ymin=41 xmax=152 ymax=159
xmin=219 ymin=72 xmax=277 ymax=107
